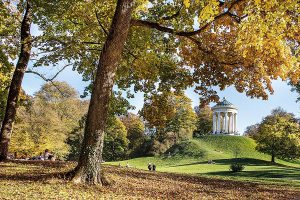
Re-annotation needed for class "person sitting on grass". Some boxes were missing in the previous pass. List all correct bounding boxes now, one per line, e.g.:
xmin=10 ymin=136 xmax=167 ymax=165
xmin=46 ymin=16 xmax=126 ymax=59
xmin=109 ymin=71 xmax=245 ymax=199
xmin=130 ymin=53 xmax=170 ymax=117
xmin=44 ymin=149 xmax=55 ymax=161
xmin=148 ymin=163 xmax=152 ymax=171
xmin=152 ymin=164 xmax=156 ymax=171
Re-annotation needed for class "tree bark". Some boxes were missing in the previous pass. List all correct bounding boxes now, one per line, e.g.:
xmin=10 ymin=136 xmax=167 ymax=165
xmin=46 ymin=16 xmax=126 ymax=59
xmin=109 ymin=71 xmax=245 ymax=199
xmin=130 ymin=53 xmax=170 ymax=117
xmin=271 ymin=153 xmax=275 ymax=163
xmin=70 ymin=0 xmax=133 ymax=184
xmin=0 ymin=1 xmax=32 ymax=161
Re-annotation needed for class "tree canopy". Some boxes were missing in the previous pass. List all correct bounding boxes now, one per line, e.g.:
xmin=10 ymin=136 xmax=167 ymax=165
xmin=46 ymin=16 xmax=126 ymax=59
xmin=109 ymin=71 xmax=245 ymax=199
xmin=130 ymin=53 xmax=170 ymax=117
xmin=0 ymin=1 xmax=20 ymax=122
xmin=120 ymin=113 xmax=146 ymax=157
xmin=140 ymin=92 xmax=196 ymax=154
xmin=140 ymin=92 xmax=196 ymax=139
xmin=32 ymin=0 xmax=299 ymax=104
xmin=10 ymin=81 xmax=88 ymax=159
xmin=193 ymin=105 xmax=213 ymax=136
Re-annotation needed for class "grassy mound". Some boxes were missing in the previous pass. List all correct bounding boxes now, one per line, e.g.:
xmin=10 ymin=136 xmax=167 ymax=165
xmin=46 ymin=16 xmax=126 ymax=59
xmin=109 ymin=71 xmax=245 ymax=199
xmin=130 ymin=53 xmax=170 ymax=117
xmin=193 ymin=135 xmax=269 ymax=160
xmin=162 ymin=135 xmax=270 ymax=162
xmin=165 ymin=140 xmax=207 ymax=158
xmin=198 ymin=135 xmax=258 ymax=154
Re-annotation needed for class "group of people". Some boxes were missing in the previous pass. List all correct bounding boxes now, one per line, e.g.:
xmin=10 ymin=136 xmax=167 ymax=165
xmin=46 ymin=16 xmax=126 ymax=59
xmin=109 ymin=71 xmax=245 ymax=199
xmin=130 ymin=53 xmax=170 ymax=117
xmin=148 ymin=163 xmax=156 ymax=171
xmin=32 ymin=149 xmax=55 ymax=161
xmin=12 ymin=149 xmax=56 ymax=161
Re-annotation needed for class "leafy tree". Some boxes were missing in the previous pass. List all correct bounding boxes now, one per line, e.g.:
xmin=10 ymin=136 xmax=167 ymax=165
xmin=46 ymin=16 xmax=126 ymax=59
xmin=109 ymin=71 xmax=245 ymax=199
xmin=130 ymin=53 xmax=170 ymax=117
xmin=140 ymin=92 xmax=197 ymax=154
xmin=32 ymin=0 xmax=299 ymax=184
xmin=9 ymin=97 xmax=35 ymax=157
xmin=120 ymin=113 xmax=146 ymax=157
xmin=193 ymin=105 xmax=213 ymax=137
xmin=254 ymin=108 xmax=300 ymax=163
xmin=140 ymin=92 xmax=177 ymax=131
xmin=0 ymin=0 xmax=19 ymax=117
xmin=103 ymin=117 xmax=129 ymax=161
xmin=67 ymin=115 xmax=86 ymax=161
xmin=0 ymin=46 xmax=13 ymax=123
xmin=166 ymin=94 xmax=197 ymax=142
xmin=0 ymin=0 xmax=33 ymax=160
xmin=10 ymin=82 xmax=88 ymax=159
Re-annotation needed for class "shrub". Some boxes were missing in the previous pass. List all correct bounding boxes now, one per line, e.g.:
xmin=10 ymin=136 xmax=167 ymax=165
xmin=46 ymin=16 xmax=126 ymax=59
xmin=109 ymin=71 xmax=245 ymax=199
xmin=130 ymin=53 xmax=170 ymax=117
xmin=230 ymin=163 xmax=245 ymax=172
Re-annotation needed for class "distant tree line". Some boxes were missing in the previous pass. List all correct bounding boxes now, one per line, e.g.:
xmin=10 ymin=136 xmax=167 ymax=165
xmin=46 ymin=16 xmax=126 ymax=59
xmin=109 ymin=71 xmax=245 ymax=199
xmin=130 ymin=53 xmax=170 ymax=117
xmin=5 ymin=81 xmax=213 ymax=160
xmin=8 ymin=80 xmax=300 ymax=165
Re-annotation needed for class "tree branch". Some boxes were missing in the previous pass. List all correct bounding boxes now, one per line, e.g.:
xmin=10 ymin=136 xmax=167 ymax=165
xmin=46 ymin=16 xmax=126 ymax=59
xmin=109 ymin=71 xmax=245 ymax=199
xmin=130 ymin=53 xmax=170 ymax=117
xmin=131 ymin=0 xmax=244 ymax=37
xmin=82 ymin=41 xmax=102 ymax=45
xmin=26 ymin=64 xmax=72 ymax=82
xmin=95 ymin=10 xmax=109 ymax=35
xmin=25 ymin=64 xmax=73 ymax=96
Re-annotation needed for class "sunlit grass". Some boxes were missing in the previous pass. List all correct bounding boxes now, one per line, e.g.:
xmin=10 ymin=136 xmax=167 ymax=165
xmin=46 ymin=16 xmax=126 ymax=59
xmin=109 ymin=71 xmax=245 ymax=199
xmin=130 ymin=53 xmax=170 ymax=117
xmin=108 ymin=136 xmax=300 ymax=187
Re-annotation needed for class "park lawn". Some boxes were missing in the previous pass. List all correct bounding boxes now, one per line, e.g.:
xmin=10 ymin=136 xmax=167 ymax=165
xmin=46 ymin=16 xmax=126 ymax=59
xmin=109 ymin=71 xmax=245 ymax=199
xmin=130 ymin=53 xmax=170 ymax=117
xmin=109 ymin=156 xmax=300 ymax=187
xmin=0 ymin=160 xmax=299 ymax=200
xmin=108 ymin=136 xmax=300 ymax=187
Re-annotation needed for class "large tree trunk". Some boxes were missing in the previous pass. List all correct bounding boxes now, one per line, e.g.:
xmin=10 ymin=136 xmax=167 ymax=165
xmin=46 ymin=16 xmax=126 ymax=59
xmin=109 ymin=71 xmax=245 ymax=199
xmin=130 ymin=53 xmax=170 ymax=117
xmin=71 ymin=0 xmax=133 ymax=185
xmin=0 ymin=1 xmax=32 ymax=161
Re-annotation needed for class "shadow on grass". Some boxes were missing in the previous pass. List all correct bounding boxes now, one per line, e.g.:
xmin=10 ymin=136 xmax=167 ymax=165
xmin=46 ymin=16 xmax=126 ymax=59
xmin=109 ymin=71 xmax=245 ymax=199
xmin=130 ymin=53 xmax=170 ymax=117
xmin=0 ymin=160 xmax=73 ymax=182
xmin=9 ymin=160 xmax=72 ymax=167
xmin=170 ymin=158 xmax=298 ymax=168
xmin=0 ymin=171 xmax=66 ymax=182
xmin=204 ymin=167 xmax=300 ymax=180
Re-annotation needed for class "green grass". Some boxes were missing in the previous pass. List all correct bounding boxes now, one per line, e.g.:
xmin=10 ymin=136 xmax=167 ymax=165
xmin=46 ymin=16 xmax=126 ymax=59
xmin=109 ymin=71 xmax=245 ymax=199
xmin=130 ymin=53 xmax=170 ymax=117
xmin=108 ymin=135 xmax=300 ymax=187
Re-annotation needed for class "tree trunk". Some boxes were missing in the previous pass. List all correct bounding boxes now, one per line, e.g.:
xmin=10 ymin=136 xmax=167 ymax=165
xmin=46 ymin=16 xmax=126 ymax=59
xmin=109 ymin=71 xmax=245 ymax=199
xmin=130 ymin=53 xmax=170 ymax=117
xmin=0 ymin=1 xmax=32 ymax=161
xmin=271 ymin=153 xmax=275 ymax=163
xmin=70 ymin=0 xmax=133 ymax=185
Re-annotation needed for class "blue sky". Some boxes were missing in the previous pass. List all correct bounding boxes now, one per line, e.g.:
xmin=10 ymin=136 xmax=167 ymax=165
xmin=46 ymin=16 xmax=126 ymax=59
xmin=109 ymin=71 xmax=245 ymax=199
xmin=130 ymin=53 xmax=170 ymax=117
xmin=22 ymin=66 xmax=300 ymax=134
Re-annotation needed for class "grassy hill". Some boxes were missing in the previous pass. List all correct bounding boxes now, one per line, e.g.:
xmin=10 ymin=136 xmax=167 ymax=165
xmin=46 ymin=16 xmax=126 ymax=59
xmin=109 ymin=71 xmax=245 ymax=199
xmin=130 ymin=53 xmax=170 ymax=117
xmin=108 ymin=135 xmax=300 ymax=187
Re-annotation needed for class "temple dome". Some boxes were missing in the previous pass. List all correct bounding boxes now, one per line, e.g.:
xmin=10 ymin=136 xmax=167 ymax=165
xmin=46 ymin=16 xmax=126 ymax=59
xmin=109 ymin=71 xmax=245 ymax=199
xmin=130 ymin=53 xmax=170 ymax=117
xmin=212 ymin=97 xmax=237 ymax=110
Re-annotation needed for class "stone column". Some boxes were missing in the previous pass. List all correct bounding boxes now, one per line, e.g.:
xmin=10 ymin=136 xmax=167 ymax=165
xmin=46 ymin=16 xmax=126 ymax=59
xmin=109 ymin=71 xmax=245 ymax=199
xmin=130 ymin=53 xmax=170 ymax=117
xmin=229 ymin=114 xmax=231 ymax=133
xmin=222 ymin=113 xmax=226 ymax=133
xmin=234 ymin=113 xmax=237 ymax=133
xmin=224 ymin=112 xmax=228 ymax=133
xmin=212 ymin=113 xmax=216 ymax=134
xmin=230 ymin=113 xmax=234 ymax=133
xmin=217 ymin=112 xmax=221 ymax=134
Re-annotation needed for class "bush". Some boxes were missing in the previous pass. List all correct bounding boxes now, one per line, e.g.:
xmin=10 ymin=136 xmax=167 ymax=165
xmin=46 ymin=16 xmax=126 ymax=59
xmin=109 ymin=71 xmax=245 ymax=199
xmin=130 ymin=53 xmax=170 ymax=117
xmin=230 ymin=163 xmax=245 ymax=172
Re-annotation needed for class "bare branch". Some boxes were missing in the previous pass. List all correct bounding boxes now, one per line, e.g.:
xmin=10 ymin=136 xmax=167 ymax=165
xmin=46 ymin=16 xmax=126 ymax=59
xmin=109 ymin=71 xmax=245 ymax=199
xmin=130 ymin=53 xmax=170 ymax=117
xmin=49 ymin=63 xmax=72 ymax=81
xmin=87 ymin=48 xmax=102 ymax=52
xmin=25 ymin=70 xmax=64 ymax=95
xmin=25 ymin=63 xmax=73 ymax=96
xmin=82 ymin=41 xmax=102 ymax=45
xmin=95 ymin=10 xmax=109 ymax=35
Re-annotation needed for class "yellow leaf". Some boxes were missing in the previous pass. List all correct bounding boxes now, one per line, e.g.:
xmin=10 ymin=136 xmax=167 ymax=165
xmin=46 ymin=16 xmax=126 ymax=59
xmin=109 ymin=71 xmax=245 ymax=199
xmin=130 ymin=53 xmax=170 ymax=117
xmin=183 ymin=0 xmax=190 ymax=8
xmin=254 ymin=0 xmax=261 ymax=5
